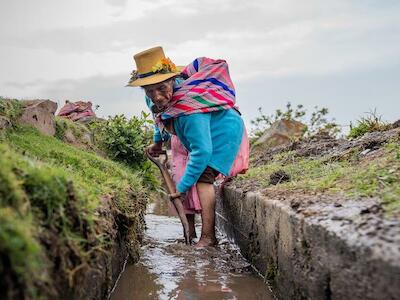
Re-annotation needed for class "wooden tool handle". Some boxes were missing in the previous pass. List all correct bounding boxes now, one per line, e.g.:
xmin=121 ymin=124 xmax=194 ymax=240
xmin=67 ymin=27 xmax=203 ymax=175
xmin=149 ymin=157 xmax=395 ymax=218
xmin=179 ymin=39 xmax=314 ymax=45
xmin=169 ymin=192 xmax=181 ymax=200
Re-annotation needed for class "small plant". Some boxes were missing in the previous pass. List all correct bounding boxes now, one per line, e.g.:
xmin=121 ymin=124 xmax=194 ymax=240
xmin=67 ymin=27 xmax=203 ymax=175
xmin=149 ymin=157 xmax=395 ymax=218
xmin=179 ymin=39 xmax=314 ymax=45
xmin=348 ymin=110 xmax=390 ymax=139
xmin=250 ymin=102 xmax=339 ymax=140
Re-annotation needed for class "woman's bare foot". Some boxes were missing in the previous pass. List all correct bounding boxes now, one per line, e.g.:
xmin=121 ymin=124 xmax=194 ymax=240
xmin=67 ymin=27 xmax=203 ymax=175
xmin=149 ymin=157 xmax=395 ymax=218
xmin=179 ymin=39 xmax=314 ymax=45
xmin=194 ymin=237 xmax=218 ymax=248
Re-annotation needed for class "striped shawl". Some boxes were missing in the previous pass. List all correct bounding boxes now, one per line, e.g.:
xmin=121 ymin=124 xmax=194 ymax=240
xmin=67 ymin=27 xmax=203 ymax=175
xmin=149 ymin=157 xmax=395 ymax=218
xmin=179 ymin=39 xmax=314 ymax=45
xmin=156 ymin=57 xmax=237 ymax=127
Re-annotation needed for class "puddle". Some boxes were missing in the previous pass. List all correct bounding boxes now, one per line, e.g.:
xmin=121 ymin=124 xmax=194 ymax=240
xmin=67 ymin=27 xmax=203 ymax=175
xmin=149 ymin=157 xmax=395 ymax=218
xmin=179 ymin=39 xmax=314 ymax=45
xmin=110 ymin=197 xmax=274 ymax=300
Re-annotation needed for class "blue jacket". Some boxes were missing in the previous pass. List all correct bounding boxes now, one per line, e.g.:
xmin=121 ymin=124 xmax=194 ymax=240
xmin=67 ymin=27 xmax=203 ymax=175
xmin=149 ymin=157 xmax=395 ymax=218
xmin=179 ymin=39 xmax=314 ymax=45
xmin=145 ymin=80 xmax=244 ymax=193
xmin=173 ymin=109 xmax=243 ymax=192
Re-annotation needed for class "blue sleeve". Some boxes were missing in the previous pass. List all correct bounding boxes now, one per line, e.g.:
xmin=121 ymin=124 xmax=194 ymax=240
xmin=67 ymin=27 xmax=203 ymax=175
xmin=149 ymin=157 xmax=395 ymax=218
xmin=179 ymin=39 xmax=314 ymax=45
xmin=153 ymin=125 xmax=162 ymax=142
xmin=175 ymin=114 xmax=212 ymax=193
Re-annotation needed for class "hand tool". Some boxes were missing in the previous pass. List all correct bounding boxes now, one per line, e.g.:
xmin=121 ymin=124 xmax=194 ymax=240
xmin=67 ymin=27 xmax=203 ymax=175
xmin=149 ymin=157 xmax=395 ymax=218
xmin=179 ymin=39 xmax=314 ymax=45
xmin=146 ymin=149 xmax=191 ymax=245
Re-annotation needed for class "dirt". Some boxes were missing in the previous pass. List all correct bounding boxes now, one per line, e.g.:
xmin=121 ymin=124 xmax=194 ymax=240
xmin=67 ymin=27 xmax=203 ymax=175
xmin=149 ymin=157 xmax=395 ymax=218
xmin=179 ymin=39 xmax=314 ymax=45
xmin=252 ymin=127 xmax=400 ymax=167
xmin=269 ymin=170 xmax=291 ymax=185
xmin=224 ymin=127 xmax=400 ymax=254
xmin=34 ymin=191 xmax=144 ymax=299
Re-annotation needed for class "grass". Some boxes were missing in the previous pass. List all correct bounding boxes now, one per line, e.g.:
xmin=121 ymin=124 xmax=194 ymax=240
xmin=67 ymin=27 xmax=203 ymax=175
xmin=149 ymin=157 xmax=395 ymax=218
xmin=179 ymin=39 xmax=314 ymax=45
xmin=6 ymin=126 xmax=145 ymax=204
xmin=54 ymin=116 xmax=91 ymax=142
xmin=0 ymin=207 xmax=43 ymax=299
xmin=239 ymin=141 xmax=400 ymax=216
xmin=348 ymin=110 xmax=391 ymax=139
xmin=0 ymin=97 xmax=23 ymax=123
xmin=0 ymin=125 xmax=149 ymax=298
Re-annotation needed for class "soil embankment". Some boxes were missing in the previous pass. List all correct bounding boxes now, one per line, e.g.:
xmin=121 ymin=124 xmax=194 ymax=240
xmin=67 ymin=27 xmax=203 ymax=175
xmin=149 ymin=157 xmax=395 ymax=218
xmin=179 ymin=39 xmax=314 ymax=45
xmin=0 ymin=99 xmax=149 ymax=299
xmin=217 ymin=127 xmax=400 ymax=299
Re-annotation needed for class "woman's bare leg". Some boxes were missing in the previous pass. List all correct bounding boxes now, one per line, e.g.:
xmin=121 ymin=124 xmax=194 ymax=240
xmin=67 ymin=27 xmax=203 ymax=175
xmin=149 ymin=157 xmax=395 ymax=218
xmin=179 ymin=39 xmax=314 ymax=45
xmin=195 ymin=182 xmax=217 ymax=247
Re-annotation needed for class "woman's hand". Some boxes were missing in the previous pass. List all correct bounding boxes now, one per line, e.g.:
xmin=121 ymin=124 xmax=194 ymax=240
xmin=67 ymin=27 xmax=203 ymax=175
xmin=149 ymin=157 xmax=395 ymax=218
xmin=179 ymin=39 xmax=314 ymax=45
xmin=147 ymin=141 xmax=163 ymax=157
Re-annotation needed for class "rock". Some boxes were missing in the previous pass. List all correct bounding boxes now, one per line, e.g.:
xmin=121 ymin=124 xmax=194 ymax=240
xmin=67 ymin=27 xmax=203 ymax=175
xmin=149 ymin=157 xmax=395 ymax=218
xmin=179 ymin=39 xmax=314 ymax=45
xmin=18 ymin=100 xmax=57 ymax=136
xmin=360 ymin=148 xmax=371 ymax=156
xmin=63 ymin=128 xmax=93 ymax=148
xmin=392 ymin=119 xmax=400 ymax=129
xmin=0 ymin=116 xmax=11 ymax=130
xmin=252 ymin=119 xmax=306 ymax=151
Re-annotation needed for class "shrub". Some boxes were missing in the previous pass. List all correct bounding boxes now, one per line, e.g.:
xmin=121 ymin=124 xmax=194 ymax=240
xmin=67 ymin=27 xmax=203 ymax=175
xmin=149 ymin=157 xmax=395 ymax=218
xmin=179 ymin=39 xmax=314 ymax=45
xmin=90 ymin=113 xmax=158 ymax=188
xmin=250 ymin=102 xmax=339 ymax=140
xmin=91 ymin=113 xmax=152 ymax=167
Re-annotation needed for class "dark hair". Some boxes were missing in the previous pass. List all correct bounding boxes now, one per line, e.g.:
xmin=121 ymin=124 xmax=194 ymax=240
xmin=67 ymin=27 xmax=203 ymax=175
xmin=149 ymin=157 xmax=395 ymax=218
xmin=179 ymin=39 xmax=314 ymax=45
xmin=140 ymin=76 xmax=176 ymax=90
xmin=178 ymin=72 xmax=189 ymax=80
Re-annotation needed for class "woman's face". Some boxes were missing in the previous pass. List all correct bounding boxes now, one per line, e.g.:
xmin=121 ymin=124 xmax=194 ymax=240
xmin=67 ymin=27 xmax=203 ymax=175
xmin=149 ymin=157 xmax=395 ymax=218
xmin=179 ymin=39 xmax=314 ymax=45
xmin=143 ymin=79 xmax=174 ymax=111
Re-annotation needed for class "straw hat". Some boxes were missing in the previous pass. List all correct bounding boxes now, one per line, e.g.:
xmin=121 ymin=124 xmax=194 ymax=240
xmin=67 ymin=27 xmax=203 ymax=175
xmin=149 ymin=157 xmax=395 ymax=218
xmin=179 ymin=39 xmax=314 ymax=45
xmin=127 ymin=46 xmax=183 ymax=87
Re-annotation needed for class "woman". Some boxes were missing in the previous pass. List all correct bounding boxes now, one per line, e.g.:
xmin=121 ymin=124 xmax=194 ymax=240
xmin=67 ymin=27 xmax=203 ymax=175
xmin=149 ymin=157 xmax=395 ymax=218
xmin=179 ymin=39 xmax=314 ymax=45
xmin=128 ymin=46 xmax=249 ymax=247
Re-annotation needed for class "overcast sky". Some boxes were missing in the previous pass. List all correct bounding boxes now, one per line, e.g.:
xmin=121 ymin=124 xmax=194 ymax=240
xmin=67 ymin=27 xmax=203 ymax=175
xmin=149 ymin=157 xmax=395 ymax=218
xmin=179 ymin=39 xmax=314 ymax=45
xmin=1 ymin=0 xmax=399 ymax=132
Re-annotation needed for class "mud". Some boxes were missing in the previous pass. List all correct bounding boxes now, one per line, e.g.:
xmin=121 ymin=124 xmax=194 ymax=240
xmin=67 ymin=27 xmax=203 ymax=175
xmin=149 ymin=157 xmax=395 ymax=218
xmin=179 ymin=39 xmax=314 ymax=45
xmin=110 ymin=198 xmax=274 ymax=300
xmin=269 ymin=170 xmax=291 ymax=185
xmin=252 ymin=127 xmax=400 ymax=167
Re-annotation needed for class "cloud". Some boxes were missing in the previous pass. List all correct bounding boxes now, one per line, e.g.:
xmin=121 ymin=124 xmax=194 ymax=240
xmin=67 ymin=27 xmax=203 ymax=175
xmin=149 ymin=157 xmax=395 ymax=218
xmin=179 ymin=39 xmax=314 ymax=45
xmin=5 ymin=79 xmax=47 ymax=90
xmin=36 ymin=73 xmax=148 ymax=119
xmin=105 ymin=0 xmax=128 ymax=8
xmin=2 ymin=0 xmax=398 ymax=83
xmin=0 ymin=0 xmax=399 ymax=128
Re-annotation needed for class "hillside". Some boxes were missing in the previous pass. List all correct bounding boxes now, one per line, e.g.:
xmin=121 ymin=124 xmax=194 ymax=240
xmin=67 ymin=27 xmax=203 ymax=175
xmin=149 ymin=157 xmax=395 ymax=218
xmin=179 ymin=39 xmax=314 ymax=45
xmin=0 ymin=99 xmax=150 ymax=299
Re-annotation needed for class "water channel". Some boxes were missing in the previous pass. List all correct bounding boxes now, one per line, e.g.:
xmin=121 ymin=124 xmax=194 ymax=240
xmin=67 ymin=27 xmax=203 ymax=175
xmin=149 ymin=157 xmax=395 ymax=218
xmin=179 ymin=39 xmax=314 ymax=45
xmin=110 ymin=196 xmax=274 ymax=300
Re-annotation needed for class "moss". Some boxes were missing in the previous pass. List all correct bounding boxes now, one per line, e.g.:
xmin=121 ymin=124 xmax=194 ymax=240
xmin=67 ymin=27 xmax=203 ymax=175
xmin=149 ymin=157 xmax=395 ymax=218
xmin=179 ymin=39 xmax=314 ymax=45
xmin=0 ymin=145 xmax=27 ymax=210
xmin=0 ymin=125 xmax=149 ymax=298
xmin=265 ymin=263 xmax=278 ymax=285
xmin=0 ymin=208 xmax=44 ymax=300
xmin=55 ymin=116 xmax=90 ymax=142
xmin=6 ymin=126 xmax=144 ymax=202
xmin=0 ymin=98 xmax=23 ymax=123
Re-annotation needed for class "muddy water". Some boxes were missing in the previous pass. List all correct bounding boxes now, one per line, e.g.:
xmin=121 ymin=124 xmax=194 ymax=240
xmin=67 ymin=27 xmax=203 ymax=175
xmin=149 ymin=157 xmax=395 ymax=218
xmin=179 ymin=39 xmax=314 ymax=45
xmin=110 ymin=197 xmax=274 ymax=300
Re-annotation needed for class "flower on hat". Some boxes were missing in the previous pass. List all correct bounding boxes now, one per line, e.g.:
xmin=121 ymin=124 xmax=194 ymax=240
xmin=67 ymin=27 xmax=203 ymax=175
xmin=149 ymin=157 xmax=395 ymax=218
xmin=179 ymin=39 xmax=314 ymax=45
xmin=129 ymin=70 xmax=139 ymax=83
xmin=152 ymin=57 xmax=177 ymax=74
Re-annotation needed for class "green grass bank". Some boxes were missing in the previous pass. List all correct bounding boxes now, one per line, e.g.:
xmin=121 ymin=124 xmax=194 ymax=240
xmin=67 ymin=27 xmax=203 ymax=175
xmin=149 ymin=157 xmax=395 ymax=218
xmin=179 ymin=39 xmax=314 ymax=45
xmin=0 ymin=100 xmax=150 ymax=299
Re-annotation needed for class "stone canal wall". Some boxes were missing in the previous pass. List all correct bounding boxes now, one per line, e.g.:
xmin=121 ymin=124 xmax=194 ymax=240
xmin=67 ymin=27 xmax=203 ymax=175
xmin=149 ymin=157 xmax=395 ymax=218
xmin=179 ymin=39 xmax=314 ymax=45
xmin=216 ymin=186 xmax=400 ymax=300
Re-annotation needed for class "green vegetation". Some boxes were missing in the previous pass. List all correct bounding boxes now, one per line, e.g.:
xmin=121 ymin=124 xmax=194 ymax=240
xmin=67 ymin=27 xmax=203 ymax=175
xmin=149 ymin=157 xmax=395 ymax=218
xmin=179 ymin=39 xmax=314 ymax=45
xmin=54 ymin=116 xmax=91 ymax=142
xmin=0 ymin=97 xmax=23 ymax=125
xmin=0 ymin=125 xmax=148 ymax=299
xmin=265 ymin=263 xmax=278 ymax=285
xmin=348 ymin=110 xmax=391 ymax=139
xmin=239 ymin=141 xmax=400 ymax=216
xmin=250 ymin=102 xmax=339 ymax=141
xmin=90 ymin=113 xmax=152 ymax=168
xmin=0 ymin=207 xmax=43 ymax=299
xmin=90 ymin=113 xmax=158 ymax=188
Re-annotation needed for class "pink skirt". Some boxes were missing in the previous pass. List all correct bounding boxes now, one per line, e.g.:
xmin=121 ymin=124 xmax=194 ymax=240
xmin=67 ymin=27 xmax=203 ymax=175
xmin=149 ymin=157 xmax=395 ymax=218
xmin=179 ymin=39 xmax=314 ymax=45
xmin=170 ymin=128 xmax=250 ymax=215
